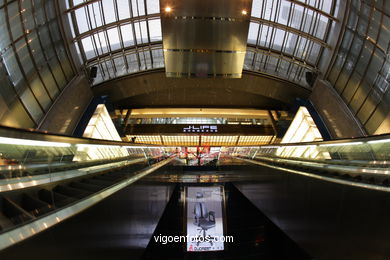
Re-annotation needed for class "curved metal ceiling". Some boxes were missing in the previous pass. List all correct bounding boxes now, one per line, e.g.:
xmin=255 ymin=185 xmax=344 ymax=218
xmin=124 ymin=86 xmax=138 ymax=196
xmin=65 ymin=0 xmax=336 ymax=87
xmin=91 ymin=70 xmax=311 ymax=109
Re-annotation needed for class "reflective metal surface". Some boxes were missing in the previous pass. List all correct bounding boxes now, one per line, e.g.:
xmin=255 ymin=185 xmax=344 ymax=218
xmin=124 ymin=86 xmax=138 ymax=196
xmin=161 ymin=0 xmax=252 ymax=78
xmin=234 ymin=164 xmax=390 ymax=260
xmin=0 ymin=175 xmax=175 ymax=259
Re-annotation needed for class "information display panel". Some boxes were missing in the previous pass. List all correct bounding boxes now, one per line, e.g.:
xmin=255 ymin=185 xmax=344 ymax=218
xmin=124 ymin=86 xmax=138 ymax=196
xmin=186 ymin=186 xmax=225 ymax=252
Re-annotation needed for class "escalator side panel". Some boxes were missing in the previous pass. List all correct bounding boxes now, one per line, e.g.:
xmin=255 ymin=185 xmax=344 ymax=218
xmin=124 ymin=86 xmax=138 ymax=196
xmin=234 ymin=164 xmax=390 ymax=260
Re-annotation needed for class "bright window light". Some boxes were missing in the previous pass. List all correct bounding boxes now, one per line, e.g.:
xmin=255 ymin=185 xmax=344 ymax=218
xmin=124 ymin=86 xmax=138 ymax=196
xmin=0 ymin=137 xmax=71 ymax=147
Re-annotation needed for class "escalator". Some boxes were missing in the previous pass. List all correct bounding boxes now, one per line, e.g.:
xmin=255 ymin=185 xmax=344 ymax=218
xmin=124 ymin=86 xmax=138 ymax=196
xmin=0 ymin=126 xmax=389 ymax=259
xmin=0 ymin=165 xmax=175 ymax=260
xmin=0 ymin=162 xmax=146 ymax=233
xmin=0 ymin=126 xmax=174 ymax=251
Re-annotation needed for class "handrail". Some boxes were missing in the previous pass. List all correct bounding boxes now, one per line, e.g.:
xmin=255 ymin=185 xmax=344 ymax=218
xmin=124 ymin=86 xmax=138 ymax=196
xmin=251 ymin=156 xmax=390 ymax=177
xmin=0 ymin=158 xmax=146 ymax=192
xmin=238 ymin=157 xmax=390 ymax=192
xmin=232 ymin=134 xmax=390 ymax=191
xmin=0 ymin=126 xmax=171 ymax=190
xmin=237 ymin=133 xmax=390 ymax=148
xmin=0 ymin=157 xmax=174 ymax=250
xmin=253 ymin=155 xmax=390 ymax=168
xmin=0 ymin=125 xmax=156 ymax=147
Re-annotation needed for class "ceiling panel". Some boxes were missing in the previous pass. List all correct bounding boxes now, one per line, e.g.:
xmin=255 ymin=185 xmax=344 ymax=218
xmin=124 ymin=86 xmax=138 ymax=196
xmin=160 ymin=0 xmax=252 ymax=78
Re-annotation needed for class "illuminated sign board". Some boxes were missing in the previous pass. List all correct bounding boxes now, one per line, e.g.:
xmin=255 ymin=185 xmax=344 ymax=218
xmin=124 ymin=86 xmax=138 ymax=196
xmin=186 ymin=186 xmax=225 ymax=252
xmin=183 ymin=125 xmax=218 ymax=133
xmin=125 ymin=124 xmax=274 ymax=135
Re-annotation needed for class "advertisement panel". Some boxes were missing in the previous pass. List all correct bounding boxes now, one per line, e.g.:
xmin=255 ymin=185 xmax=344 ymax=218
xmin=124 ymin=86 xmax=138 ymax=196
xmin=186 ymin=186 xmax=225 ymax=252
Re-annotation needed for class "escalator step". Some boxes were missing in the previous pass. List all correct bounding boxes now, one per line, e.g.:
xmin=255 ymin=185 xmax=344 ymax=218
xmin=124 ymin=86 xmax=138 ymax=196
xmin=21 ymin=194 xmax=52 ymax=217
xmin=69 ymin=182 xmax=102 ymax=192
xmin=54 ymin=185 xmax=93 ymax=199
xmin=82 ymin=179 xmax=113 ymax=187
xmin=2 ymin=198 xmax=32 ymax=225
xmin=38 ymin=189 xmax=77 ymax=208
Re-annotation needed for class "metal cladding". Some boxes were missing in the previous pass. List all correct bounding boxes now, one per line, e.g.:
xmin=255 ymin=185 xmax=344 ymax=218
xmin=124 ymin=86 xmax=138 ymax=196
xmin=160 ymin=0 xmax=252 ymax=78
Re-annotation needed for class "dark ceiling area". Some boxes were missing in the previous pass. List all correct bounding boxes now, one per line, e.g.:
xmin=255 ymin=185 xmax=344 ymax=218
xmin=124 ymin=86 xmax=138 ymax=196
xmin=92 ymin=70 xmax=310 ymax=110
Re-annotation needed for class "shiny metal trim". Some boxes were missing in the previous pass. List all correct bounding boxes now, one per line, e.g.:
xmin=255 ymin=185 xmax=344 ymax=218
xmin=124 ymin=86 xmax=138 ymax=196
xmin=0 ymin=158 xmax=146 ymax=193
xmin=238 ymin=157 xmax=390 ymax=192
xmin=254 ymin=156 xmax=390 ymax=176
xmin=0 ymin=157 xmax=174 ymax=250
xmin=0 ymin=125 xmax=160 ymax=147
xmin=247 ymin=133 xmax=390 ymax=148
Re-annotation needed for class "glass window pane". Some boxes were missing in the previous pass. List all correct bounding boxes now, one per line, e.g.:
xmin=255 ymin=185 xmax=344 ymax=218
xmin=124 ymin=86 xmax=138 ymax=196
xmin=39 ymin=66 xmax=59 ymax=99
xmin=45 ymin=0 xmax=56 ymax=20
xmin=378 ymin=15 xmax=390 ymax=52
xmin=132 ymin=0 xmax=145 ymax=16
xmin=248 ymin=23 xmax=259 ymax=44
xmin=102 ymin=0 xmax=116 ymax=24
xmin=146 ymin=0 xmax=160 ymax=14
xmin=0 ymin=8 xmax=11 ymax=52
xmin=148 ymin=19 xmax=161 ymax=42
xmin=56 ymin=44 xmax=74 ymax=80
xmin=88 ymin=3 xmax=103 ymax=28
xmin=19 ymin=88 xmax=43 ymax=122
xmin=33 ymin=0 xmax=46 ymax=26
xmin=75 ymin=7 xmax=89 ymax=33
xmin=3 ymin=48 xmax=24 ymax=89
xmin=27 ymin=31 xmax=45 ymax=66
xmin=271 ymin=29 xmax=286 ymax=52
xmin=49 ymin=21 xmax=62 ymax=44
xmin=94 ymin=31 xmax=109 ymax=54
xmin=82 ymin=36 xmax=96 ymax=59
xmin=30 ymin=77 xmax=51 ymax=110
xmin=118 ymin=1 xmax=131 ymax=20
xmin=107 ymin=27 xmax=121 ymax=50
xmin=15 ymin=38 xmax=34 ymax=76
xmin=134 ymin=21 xmax=148 ymax=44
xmin=21 ymin=0 xmax=35 ymax=31
xmin=114 ymin=57 xmax=126 ymax=76
xmin=365 ymin=102 xmax=388 ymax=133
xmin=50 ymin=58 xmax=67 ymax=89
xmin=152 ymin=49 xmax=164 ymax=68
xmin=121 ymin=24 xmax=135 ymax=47
xmin=126 ymin=53 xmax=139 ymax=72
xmin=8 ymin=1 xmax=24 ymax=40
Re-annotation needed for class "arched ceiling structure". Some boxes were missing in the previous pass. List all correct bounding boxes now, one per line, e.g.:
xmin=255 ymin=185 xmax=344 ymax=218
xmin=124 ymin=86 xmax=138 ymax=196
xmin=64 ymin=0 xmax=337 ymax=109
xmin=65 ymin=0 xmax=337 ymax=86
